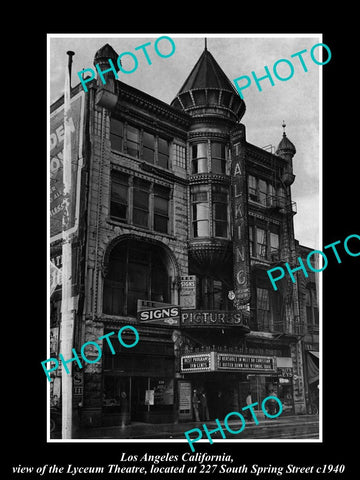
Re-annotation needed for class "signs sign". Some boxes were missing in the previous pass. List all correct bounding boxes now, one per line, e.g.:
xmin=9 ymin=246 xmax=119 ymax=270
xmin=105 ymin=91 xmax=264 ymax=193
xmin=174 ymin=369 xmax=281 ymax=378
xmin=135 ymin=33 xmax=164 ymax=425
xmin=137 ymin=302 xmax=180 ymax=327
xmin=50 ymin=91 xmax=85 ymax=241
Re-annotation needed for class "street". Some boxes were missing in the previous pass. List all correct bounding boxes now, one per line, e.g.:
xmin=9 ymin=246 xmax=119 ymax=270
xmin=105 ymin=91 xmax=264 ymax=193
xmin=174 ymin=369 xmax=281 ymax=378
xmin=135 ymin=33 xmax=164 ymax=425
xmin=51 ymin=414 xmax=319 ymax=441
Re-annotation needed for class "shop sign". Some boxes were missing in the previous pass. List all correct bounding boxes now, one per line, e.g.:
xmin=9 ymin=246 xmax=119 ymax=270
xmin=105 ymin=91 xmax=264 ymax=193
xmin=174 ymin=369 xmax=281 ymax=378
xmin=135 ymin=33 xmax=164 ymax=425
xmin=50 ymin=261 xmax=62 ymax=296
xmin=178 ymin=381 xmax=192 ymax=420
xmin=217 ymin=353 xmax=275 ymax=372
xmin=50 ymin=327 xmax=60 ymax=357
xmin=180 ymin=353 xmax=215 ymax=372
xmin=180 ymin=275 xmax=196 ymax=309
xmin=137 ymin=305 xmax=180 ymax=326
xmin=145 ymin=390 xmax=154 ymax=405
xmin=181 ymin=310 xmax=244 ymax=327
xmin=73 ymin=371 xmax=83 ymax=397
xmin=50 ymin=91 xmax=85 ymax=242
xmin=277 ymin=367 xmax=293 ymax=377
xmin=153 ymin=379 xmax=174 ymax=405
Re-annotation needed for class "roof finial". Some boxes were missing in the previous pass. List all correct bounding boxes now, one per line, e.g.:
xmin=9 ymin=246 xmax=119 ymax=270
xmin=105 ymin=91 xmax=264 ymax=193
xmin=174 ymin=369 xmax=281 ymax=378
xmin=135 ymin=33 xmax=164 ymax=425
xmin=204 ymin=37 xmax=207 ymax=51
xmin=282 ymin=120 xmax=286 ymax=136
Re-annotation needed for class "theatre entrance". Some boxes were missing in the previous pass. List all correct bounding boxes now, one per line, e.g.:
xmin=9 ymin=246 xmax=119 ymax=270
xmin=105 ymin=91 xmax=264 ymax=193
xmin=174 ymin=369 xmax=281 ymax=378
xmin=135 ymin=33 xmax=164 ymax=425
xmin=187 ymin=373 xmax=250 ymax=420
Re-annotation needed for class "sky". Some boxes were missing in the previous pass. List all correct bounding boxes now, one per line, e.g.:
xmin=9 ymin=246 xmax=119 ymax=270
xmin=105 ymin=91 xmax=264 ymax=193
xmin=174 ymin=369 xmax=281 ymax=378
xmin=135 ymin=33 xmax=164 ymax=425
xmin=49 ymin=34 xmax=322 ymax=250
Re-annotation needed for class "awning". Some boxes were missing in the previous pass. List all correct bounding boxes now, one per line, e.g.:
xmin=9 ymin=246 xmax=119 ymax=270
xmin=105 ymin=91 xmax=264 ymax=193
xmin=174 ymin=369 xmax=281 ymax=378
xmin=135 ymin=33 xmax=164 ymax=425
xmin=308 ymin=351 xmax=319 ymax=359
xmin=306 ymin=351 xmax=319 ymax=384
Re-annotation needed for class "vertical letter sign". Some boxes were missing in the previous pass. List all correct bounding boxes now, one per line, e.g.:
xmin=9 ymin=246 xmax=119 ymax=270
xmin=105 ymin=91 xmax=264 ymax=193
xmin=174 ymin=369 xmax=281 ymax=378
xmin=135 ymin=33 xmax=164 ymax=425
xmin=230 ymin=128 xmax=251 ymax=310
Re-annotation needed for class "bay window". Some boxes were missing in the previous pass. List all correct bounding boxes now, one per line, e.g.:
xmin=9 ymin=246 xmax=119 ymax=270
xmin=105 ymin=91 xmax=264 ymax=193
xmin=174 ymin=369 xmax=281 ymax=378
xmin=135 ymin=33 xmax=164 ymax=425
xmin=192 ymin=143 xmax=208 ymax=173
xmin=211 ymin=142 xmax=226 ymax=174
xmin=192 ymin=188 xmax=209 ymax=237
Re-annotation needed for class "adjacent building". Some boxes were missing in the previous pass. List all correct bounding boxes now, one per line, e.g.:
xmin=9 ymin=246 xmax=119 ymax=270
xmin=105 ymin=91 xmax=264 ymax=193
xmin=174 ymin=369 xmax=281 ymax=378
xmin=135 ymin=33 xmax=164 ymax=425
xmin=49 ymin=40 xmax=320 ymax=432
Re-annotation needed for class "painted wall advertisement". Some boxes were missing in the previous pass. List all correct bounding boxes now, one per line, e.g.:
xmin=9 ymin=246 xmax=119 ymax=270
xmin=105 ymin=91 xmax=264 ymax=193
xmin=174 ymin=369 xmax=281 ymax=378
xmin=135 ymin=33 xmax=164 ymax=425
xmin=50 ymin=91 xmax=85 ymax=241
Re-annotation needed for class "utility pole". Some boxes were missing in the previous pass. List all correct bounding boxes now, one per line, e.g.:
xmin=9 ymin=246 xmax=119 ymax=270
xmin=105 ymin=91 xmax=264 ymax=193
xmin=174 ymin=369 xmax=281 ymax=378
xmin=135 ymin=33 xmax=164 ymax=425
xmin=60 ymin=51 xmax=75 ymax=439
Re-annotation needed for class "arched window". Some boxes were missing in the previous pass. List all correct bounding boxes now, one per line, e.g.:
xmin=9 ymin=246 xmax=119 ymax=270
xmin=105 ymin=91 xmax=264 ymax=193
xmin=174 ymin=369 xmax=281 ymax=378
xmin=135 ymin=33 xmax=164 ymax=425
xmin=103 ymin=240 xmax=171 ymax=317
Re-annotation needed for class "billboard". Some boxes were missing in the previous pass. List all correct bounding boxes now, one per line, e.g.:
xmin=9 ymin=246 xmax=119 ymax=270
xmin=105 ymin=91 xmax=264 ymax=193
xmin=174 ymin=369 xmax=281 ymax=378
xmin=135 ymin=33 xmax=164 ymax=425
xmin=50 ymin=90 xmax=85 ymax=241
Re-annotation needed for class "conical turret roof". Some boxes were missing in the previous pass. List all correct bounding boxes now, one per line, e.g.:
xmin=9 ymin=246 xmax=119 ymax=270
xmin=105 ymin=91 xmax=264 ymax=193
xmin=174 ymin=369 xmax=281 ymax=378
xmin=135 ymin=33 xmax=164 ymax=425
xmin=171 ymin=46 xmax=245 ymax=122
xmin=176 ymin=48 xmax=239 ymax=95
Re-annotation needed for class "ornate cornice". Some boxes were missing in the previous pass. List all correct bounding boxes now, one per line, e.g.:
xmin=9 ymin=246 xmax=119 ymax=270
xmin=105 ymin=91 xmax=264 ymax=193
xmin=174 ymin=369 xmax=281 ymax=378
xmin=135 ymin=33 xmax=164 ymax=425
xmin=246 ymin=142 xmax=287 ymax=168
xmin=115 ymin=81 xmax=191 ymax=128
xmin=189 ymin=173 xmax=230 ymax=185
xmin=188 ymin=131 xmax=230 ymax=141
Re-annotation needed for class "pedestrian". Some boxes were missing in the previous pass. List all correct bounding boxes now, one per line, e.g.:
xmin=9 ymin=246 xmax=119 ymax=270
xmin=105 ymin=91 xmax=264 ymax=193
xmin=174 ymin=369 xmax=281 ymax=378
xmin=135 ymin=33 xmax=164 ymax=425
xmin=245 ymin=391 xmax=253 ymax=421
xmin=267 ymin=389 xmax=278 ymax=417
xmin=120 ymin=391 xmax=128 ymax=428
xmin=216 ymin=391 xmax=224 ymax=419
xmin=200 ymin=391 xmax=210 ymax=421
xmin=192 ymin=389 xmax=200 ymax=422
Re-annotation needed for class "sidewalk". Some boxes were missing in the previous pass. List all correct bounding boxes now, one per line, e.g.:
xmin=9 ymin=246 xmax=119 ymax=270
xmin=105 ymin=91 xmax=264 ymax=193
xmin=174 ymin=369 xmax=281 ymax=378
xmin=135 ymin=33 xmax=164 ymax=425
xmin=52 ymin=414 xmax=319 ymax=440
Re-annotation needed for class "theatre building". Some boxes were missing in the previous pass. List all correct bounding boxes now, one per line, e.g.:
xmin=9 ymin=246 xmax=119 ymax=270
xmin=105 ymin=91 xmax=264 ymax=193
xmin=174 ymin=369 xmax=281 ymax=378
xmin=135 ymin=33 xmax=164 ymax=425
xmin=50 ymin=41 xmax=319 ymax=430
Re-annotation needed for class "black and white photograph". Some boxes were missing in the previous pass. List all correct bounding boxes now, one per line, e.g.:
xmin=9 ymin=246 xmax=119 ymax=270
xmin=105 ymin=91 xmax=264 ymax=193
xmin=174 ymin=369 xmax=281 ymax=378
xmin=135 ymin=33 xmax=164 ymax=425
xmin=7 ymin=27 xmax=357 ymax=479
xmin=48 ymin=34 xmax=322 ymax=444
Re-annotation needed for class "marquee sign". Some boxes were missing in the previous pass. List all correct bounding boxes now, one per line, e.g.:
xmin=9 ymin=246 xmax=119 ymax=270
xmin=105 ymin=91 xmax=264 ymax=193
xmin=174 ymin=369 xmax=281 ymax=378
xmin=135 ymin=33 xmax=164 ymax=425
xmin=180 ymin=352 xmax=275 ymax=373
xmin=217 ymin=353 xmax=276 ymax=372
xmin=180 ymin=353 xmax=215 ymax=372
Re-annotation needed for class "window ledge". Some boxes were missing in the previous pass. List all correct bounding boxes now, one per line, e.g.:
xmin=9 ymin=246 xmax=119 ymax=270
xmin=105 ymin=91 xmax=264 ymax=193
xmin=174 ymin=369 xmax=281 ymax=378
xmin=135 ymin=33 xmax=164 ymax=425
xmin=250 ymin=256 xmax=272 ymax=267
xmin=97 ymin=314 xmax=137 ymax=324
xmin=106 ymin=217 xmax=177 ymax=240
